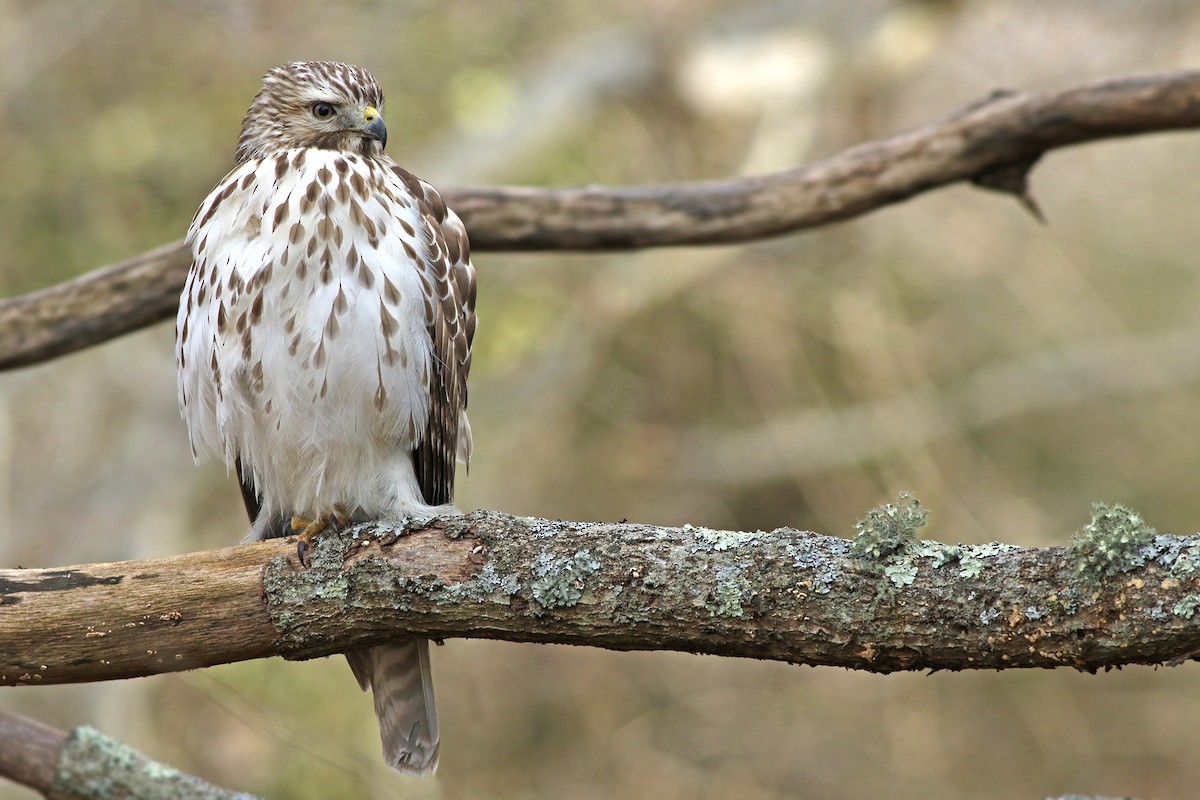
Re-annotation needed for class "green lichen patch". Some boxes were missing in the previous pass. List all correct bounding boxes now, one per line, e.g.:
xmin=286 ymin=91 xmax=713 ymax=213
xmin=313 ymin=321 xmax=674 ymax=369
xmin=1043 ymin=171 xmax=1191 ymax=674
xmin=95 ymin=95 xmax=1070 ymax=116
xmin=706 ymin=565 xmax=751 ymax=618
xmin=1172 ymin=594 xmax=1200 ymax=619
xmin=922 ymin=542 xmax=962 ymax=567
xmin=529 ymin=549 xmax=601 ymax=615
xmin=1069 ymin=502 xmax=1156 ymax=579
xmin=883 ymin=560 xmax=918 ymax=588
xmin=851 ymin=492 xmax=929 ymax=592
xmin=956 ymin=554 xmax=983 ymax=579
xmin=851 ymin=492 xmax=928 ymax=560
xmin=921 ymin=541 xmax=1017 ymax=579
xmin=914 ymin=542 xmax=982 ymax=578
xmin=689 ymin=525 xmax=761 ymax=552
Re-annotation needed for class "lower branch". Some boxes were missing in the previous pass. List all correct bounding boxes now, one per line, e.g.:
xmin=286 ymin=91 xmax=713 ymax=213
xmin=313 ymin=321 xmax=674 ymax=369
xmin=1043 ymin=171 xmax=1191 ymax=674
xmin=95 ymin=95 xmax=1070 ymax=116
xmin=3 ymin=505 xmax=1200 ymax=686
xmin=0 ymin=709 xmax=62 ymax=795
xmin=0 ymin=709 xmax=257 ymax=799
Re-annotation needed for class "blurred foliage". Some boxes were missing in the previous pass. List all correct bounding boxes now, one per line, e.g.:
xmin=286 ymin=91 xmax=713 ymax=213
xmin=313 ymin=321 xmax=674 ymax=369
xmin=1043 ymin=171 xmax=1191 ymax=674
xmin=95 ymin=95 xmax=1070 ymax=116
xmin=4 ymin=0 xmax=1200 ymax=797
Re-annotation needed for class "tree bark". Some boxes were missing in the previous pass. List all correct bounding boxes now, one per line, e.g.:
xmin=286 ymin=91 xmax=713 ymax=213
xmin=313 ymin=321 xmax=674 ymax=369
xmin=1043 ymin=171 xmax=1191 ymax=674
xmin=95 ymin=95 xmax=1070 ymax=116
xmin=3 ymin=507 xmax=1199 ymax=686
xmin=2 ymin=70 xmax=1200 ymax=371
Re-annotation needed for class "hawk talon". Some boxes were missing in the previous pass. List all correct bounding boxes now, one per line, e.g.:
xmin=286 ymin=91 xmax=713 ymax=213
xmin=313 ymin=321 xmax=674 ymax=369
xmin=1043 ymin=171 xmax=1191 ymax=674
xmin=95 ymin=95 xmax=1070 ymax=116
xmin=292 ymin=512 xmax=346 ymax=566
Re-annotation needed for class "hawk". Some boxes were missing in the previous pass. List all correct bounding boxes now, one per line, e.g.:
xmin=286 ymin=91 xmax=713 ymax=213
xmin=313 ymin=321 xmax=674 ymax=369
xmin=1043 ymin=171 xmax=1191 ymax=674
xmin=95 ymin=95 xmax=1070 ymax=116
xmin=176 ymin=61 xmax=476 ymax=775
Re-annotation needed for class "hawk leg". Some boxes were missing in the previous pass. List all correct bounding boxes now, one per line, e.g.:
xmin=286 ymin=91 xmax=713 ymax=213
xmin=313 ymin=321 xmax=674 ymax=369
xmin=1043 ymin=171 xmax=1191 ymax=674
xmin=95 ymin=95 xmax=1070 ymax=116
xmin=290 ymin=511 xmax=346 ymax=565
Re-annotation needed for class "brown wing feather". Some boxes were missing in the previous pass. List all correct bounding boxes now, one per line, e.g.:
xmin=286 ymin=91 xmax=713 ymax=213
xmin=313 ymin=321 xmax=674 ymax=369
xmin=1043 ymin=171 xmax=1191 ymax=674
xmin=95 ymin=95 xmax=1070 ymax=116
xmin=394 ymin=166 xmax=476 ymax=506
xmin=235 ymin=455 xmax=262 ymax=524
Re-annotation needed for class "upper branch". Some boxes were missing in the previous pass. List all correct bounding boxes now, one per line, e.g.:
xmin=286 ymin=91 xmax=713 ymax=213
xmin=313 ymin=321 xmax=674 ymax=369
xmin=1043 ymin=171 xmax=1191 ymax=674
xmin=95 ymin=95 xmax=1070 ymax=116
xmin=3 ymin=509 xmax=1200 ymax=687
xmin=2 ymin=70 xmax=1200 ymax=371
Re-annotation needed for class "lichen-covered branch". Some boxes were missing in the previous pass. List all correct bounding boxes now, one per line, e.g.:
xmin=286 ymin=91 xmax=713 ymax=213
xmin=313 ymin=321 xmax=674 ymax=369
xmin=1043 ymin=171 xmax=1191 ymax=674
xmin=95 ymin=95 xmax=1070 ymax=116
xmin=3 ymin=70 xmax=1200 ymax=371
xmin=3 ymin=504 xmax=1200 ymax=686
xmin=0 ymin=709 xmax=257 ymax=799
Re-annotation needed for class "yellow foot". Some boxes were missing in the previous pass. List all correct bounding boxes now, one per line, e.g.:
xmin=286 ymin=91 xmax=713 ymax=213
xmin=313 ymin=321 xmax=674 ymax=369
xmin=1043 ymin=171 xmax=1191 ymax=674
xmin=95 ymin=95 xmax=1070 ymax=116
xmin=290 ymin=511 xmax=345 ymax=565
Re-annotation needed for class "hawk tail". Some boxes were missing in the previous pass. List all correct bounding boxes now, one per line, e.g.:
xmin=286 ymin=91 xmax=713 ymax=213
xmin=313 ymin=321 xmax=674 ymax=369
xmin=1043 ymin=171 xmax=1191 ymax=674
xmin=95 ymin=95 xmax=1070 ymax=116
xmin=346 ymin=641 xmax=439 ymax=775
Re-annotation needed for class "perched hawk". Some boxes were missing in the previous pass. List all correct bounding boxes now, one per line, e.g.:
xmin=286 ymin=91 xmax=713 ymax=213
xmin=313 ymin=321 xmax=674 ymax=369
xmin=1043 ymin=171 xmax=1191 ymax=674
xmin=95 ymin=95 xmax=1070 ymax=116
xmin=176 ymin=61 xmax=476 ymax=774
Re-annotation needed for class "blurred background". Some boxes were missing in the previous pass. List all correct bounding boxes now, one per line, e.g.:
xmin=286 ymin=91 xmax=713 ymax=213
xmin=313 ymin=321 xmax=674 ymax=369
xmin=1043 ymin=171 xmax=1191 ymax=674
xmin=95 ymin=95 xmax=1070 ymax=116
xmin=3 ymin=0 xmax=1200 ymax=797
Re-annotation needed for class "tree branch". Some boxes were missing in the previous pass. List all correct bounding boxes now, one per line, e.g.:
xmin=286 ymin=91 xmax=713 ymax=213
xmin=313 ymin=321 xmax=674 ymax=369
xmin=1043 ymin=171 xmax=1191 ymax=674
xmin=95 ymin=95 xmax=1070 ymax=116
xmin=0 ymin=709 xmax=258 ymax=799
xmin=2 ymin=70 xmax=1200 ymax=371
xmin=3 ymin=507 xmax=1199 ymax=686
xmin=0 ymin=709 xmax=63 ymax=796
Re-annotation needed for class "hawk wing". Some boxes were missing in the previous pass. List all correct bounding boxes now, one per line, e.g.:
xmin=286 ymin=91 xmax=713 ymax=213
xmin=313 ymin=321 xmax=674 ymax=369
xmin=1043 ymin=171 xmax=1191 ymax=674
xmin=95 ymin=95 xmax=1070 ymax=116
xmin=394 ymin=166 xmax=476 ymax=506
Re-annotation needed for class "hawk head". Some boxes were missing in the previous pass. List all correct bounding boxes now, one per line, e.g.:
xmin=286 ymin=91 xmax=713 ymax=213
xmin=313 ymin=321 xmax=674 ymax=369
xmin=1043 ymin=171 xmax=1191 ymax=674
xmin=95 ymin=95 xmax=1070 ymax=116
xmin=234 ymin=61 xmax=388 ymax=164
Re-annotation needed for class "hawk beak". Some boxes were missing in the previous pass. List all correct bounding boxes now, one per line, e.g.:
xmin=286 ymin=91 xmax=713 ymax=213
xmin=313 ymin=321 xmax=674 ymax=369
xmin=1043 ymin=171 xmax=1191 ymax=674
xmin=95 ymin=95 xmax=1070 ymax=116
xmin=360 ymin=107 xmax=388 ymax=150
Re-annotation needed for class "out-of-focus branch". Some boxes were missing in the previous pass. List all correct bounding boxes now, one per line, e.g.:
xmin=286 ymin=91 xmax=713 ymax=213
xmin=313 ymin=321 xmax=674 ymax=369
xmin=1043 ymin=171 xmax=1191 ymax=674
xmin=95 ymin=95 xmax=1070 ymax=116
xmin=0 ymin=709 xmax=63 ymax=796
xmin=2 ymin=508 xmax=1200 ymax=686
xmin=2 ymin=70 xmax=1200 ymax=371
xmin=0 ymin=708 xmax=257 ymax=799
xmin=679 ymin=324 xmax=1200 ymax=483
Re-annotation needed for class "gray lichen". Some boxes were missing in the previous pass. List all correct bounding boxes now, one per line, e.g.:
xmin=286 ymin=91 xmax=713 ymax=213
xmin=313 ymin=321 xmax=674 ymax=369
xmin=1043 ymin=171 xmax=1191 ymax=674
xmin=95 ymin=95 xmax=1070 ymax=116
xmin=381 ymin=575 xmax=446 ymax=612
xmin=786 ymin=536 xmax=847 ymax=595
xmin=529 ymin=549 xmax=601 ymax=614
xmin=500 ymin=572 xmax=521 ymax=595
xmin=1157 ymin=538 xmax=1200 ymax=580
xmin=1069 ymin=502 xmax=1156 ymax=579
xmin=522 ymin=516 xmax=575 ymax=539
xmin=442 ymin=563 xmax=522 ymax=603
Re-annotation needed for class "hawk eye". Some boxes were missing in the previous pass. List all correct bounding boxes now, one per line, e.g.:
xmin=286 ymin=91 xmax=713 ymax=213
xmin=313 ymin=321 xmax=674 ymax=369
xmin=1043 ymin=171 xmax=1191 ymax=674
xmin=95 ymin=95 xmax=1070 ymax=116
xmin=311 ymin=102 xmax=336 ymax=119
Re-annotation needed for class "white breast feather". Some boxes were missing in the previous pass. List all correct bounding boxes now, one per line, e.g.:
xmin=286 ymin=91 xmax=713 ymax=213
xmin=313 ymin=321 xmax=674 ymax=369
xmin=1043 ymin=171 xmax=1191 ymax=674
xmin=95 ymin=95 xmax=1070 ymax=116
xmin=177 ymin=150 xmax=436 ymax=525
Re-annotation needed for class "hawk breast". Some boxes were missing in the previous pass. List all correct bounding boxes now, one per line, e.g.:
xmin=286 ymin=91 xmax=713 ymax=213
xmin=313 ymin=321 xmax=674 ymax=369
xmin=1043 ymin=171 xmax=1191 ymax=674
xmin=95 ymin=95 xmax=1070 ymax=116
xmin=177 ymin=148 xmax=474 ymax=516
